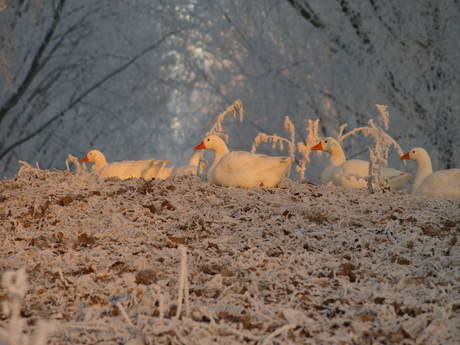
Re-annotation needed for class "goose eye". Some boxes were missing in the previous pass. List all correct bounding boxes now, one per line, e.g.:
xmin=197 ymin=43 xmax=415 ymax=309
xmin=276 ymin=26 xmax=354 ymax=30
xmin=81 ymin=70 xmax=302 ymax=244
xmin=412 ymin=150 xmax=415 ymax=154
xmin=324 ymin=140 xmax=328 ymax=143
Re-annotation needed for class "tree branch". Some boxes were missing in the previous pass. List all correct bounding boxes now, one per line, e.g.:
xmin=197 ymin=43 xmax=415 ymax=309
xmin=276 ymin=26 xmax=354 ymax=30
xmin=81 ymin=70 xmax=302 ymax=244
xmin=0 ymin=31 xmax=175 ymax=160
xmin=285 ymin=0 xmax=323 ymax=28
xmin=0 ymin=0 xmax=67 ymax=126
xmin=337 ymin=0 xmax=372 ymax=48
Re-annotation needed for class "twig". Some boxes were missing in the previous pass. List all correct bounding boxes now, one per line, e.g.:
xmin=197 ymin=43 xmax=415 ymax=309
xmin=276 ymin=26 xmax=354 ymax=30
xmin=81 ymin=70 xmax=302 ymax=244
xmin=62 ymin=322 xmax=126 ymax=333
xmin=296 ymin=119 xmax=320 ymax=180
xmin=206 ymin=100 xmax=244 ymax=142
xmin=116 ymin=302 xmax=135 ymax=329
xmin=262 ymin=324 xmax=296 ymax=345
xmin=66 ymin=154 xmax=83 ymax=174
xmin=175 ymin=244 xmax=190 ymax=320
xmin=337 ymin=104 xmax=404 ymax=193
xmin=251 ymin=117 xmax=296 ymax=164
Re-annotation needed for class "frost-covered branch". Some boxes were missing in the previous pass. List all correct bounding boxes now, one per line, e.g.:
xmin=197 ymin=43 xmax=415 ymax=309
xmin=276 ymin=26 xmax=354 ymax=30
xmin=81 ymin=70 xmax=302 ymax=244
xmin=376 ymin=104 xmax=390 ymax=130
xmin=367 ymin=105 xmax=393 ymax=193
xmin=17 ymin=161 xmax=43 ymax=177
xmin=251 ymin=116 xmax=296 ymax=161
xmin=296 ymin=119 xmax=320 ymax=180
xmin=205 ymin=100 xmax=244 ymax=143
xmin=338 ymin=114 xmax=404 ymax=158
xmin=66 ymin=154 xmax=84 ymax=174
xmin=338 ymin=104 xmax=402 ymax=193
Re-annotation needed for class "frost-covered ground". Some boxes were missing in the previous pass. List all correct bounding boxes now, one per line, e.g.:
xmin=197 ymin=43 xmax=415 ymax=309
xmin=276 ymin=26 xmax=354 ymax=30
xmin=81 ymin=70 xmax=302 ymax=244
xmin=1 ymin=161 xmax=459 ymax=345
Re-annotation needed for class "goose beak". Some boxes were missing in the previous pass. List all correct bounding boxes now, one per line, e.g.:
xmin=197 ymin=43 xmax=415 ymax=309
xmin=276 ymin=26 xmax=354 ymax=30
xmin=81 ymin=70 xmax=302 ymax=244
xmin=194 ymin=142 xmax=206 ymax=150
xmin=400 ymin=152 xmax=410 ymax=160
xmin=81 ymin=155 xmax=89 ymax=162
xmin=311 ymin=142 xmax=322 ymax=150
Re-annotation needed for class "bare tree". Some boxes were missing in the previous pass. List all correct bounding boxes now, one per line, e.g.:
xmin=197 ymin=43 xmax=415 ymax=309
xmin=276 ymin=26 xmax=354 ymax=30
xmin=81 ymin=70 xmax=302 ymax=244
xmin=1 ymin=0 xmax=458 ymax=180
xmin=285 ymin=0 xmax=460 ymax=168
xmin=183 ymin=0 xmax=459 ymax=181
xmin=0 ymin=0 xmax=208 ymax=176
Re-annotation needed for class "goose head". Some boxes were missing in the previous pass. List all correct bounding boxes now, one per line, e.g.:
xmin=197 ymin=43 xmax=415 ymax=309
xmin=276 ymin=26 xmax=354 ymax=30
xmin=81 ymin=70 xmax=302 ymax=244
xmin=81 ymin=150 xmax=107 ymax=166
xmin=312 ymin=137 xmax=341 ymax=153
xmin=400 ymin=147 xmax=433 ymax=172
xmin=194 ymin=135 xmax=230 ymax=155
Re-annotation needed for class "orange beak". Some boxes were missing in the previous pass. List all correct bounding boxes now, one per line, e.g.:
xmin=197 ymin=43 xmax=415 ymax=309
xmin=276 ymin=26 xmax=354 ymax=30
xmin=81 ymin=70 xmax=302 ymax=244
xmin=400 ymin=152 xmax=410 ymax=160
xmin=81 ymin=155 xmax=89 ymax=163
xmin=311 ymin=142 xmax=323 ymax=151
xmin=194 ymin=142 xmax=206 ymax=150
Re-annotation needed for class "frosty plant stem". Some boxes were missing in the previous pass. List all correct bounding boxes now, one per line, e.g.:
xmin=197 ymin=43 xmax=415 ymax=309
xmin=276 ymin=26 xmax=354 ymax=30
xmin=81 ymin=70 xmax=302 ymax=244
xmin=66 ymin=154 xmax=83 ymax=174
xmin=262 ymin=324 xmax=296 ymax=345
xmin=175 ymin=244 xmax=190 ymax=320
xmin=149 ymin=284 xmax=165 ymax=321
xmin=17 ymin=161 xmax=42 ymax=177
xmin=251 ymin=116 xmax=297 ymax=170
xmin=116 ymin=302 xmax=135 ymax=329
xmin=338 ymin=104 xmax=405 ymax=193
xmin=296 ymin=119 xmax=320 ymax=181
xmin=206 ymin=100 xmax=244 ymax=143
xmin=338 ymin=106 xmax=404 ymax=153
xmin=0 ymin=268 xmax=54 ymax=345
xmin=0 ymin=268 xmax=29 ymax=345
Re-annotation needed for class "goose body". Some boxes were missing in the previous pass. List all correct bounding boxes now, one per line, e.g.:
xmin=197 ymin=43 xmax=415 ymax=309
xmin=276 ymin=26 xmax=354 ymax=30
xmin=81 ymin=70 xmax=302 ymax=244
xmin=141 ymin=160 xmax=174 ymax=180
xmin=194 ymin=135 xmax=292 ymax=188
xmin=171 ymin=151 xmax=206 ymax=176
xmin=81 ymin=150 xmax=159 ymax=179
xmin=156 ymin=163 xmax=175 ymax=179
xmin=400 ymin=147 xmax=460 ymax=199
xmin=312 ymin=137 xmax=411 ymax=190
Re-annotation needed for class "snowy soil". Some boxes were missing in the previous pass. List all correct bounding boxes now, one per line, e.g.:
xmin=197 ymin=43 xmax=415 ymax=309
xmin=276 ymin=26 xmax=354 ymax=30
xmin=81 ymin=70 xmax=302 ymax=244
xmin=1 ymin=162 xmax=460 ymax=345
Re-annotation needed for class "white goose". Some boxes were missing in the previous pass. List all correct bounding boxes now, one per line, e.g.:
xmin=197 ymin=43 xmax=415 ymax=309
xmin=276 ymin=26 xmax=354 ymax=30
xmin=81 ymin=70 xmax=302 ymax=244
xmin=400 ymin=147 xmax=460 ymax=199
xmin=171 ymin=151 xmax=206 ymax=176
xmin=194 ymin=135 xmax=293 ymax=188
xmin=81 ymin=150 xmax=159 ymax=179
xmin=141 ymin=160 xmax=174 ymax=180
xmin=312 ymin=137 xmax=411 ymax=190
